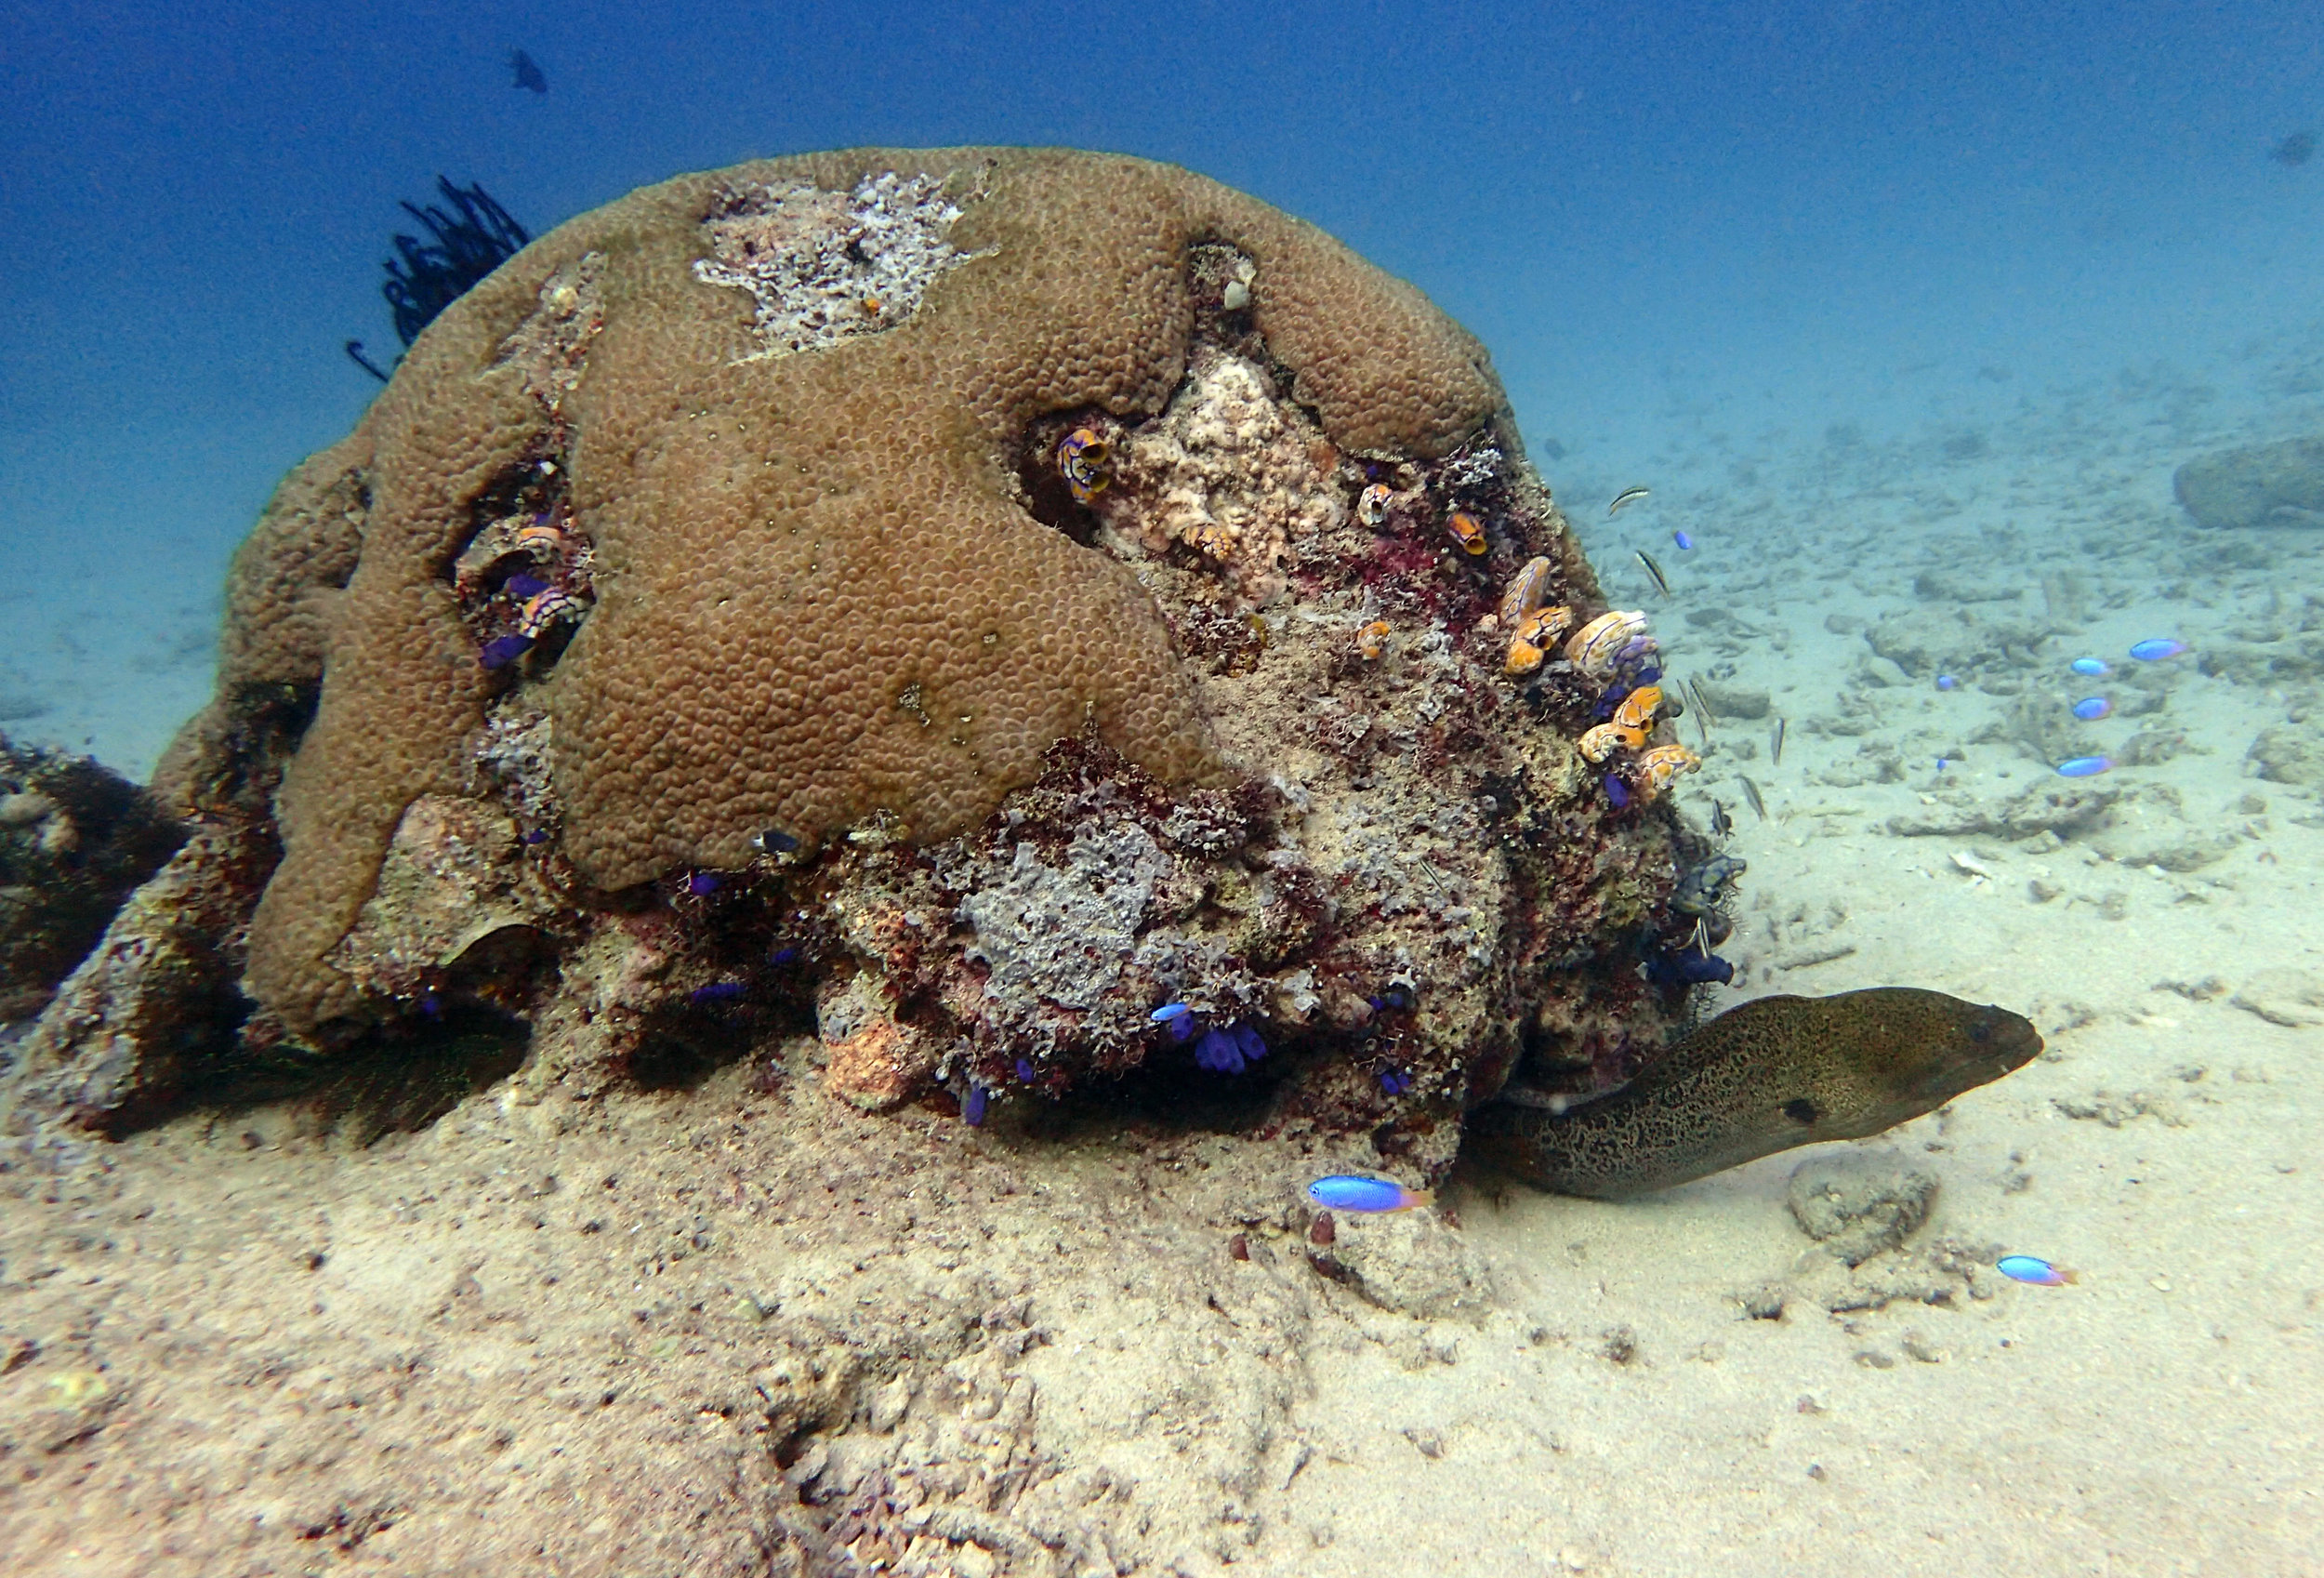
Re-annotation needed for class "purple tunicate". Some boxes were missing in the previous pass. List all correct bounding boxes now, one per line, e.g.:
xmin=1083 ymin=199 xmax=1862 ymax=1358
xmin=479 ymin=633 xmax=535 ymax=670
xmin=689 ymin=981 xmax=746 ymax=1005
xmin=1168 ymin=1012 xmax=1198 ymax=1042
xmin=1016 ymin=1058 xmax=1036 ymax=1082
xmin=1604 ymin=774 xmax=1631 ymax=808
xmin=1935 ymin=674 xmax=1959 ymax=691
xmin=1380 ymin=1068 xmax=1412 ymax=1095
xmin=686 ymin=872 xmax=720 ymax=896
xmin=768 ymin=946 xmax=799 ymax=967
xmin=1232 ymin=1022 xmax=1267 ymax=1066
xmin=1195 ymin=1028 xmax=1251 ymax=1074
xmin=963 ymin=1086 xmax=988 ymax=1126
xmin=504 ymin=573 xmax=551 ymax=599
xmin=522 ymin=828 xmax=550 ymax=844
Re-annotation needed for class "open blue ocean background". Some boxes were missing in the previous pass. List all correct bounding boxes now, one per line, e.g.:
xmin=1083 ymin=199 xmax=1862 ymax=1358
xmin=3 ymin=0 xmax=2320 ymax=757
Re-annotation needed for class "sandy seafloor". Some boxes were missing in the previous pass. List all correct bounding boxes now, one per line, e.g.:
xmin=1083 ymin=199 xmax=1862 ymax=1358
xmin=2 ymin=328 xmax=2321 ymax=1576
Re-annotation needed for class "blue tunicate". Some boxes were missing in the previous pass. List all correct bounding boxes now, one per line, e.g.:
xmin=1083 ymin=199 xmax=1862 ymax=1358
xmin=504 ymin=573 xmax=551 ymax=599
xmin=686 ymin=871 xmax=720 ymax=895
xmin=1380 ymin=1068 xmax=1412 ymax=1095
xmin=1195 ymin=1028 xmax=1242 ymax=1073
xmin=2071 ymin=696 xmax=2112 ymax=722
xmin=2056 ymin=756 xmax=2112 ymax=778
xmin=1671 ymin=530 xmax=1694 ymax=550
xmin=1604 ymin=774 xmax=1631 ymax=808
xmin=1645 ymin=947 xmax=1735 ymax=988
xmin=1168 ymin=1013 xmax=1198 ymax=1042
xmin=1935 ymin=674 xmax=1958 ymax=691
xmin=963 ymin=1086 xmax=988 ymax=1127
xmin=1016 ymin=1058 xmax=1037 ymax=1082
xmin=479 ymin=633 xmax=535 ymax=670
xmin=2129 ymin=639 xmax=2187 ymax=661
xmin=2070 ymin=656 xmax=2108 ymax=676
xmin=768 ymin=946 xmax=799 ymax=967
xmin=1149 ymin=1002 xmax=1193 ymax=1023
xmin=522 ymin=828 xmax=550 ymax=844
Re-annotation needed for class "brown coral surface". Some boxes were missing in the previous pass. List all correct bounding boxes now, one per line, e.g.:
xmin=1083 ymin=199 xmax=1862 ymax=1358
xmin=203 ymin=148 xmax=1504 ymax=1035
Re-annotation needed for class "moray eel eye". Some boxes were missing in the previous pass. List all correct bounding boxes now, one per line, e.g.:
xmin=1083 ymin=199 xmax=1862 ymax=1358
xmin=1782 ymin=1097 xmax=1820 ymax=1125
xmin=1969 ymin=1015 xmax=1994 ymax=1044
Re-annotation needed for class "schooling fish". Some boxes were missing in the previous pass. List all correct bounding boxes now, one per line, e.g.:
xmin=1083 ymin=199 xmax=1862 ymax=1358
xmin=1737 ymin=776 xmax=1768 ymax=821
xmin=1769 ymin=716 xmax=1787 ymax=767
xmin=2130 ymin=638 xmax=2187 ymax=661
xmin=2056 ymin=755 xmax=2112 ymax=778
xmin=1608 ymin=486 xmax=1652 ymax=517
xmin=1997 ymin=1254 xmax=2078 ymax=1286
xmin=2071 ymin=656 xmax=2109 ymax=676
xmin=1306 ymin=1175 xmax=1434 ymax=1213
xmin=1635 ymin=550 xmax=1671 ymax=597
xmin=2071 ymin=696 xmax=2113 ymax=721
xmin=1672 ymin=529 xmax=1694 ymax=550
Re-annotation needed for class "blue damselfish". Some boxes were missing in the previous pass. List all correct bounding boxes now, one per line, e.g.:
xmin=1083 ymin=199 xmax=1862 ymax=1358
xmin=1306 ymin=1175 xmax=1434 ymax=1213
xmin=1997 ymin=1254 xmax=2077 ymax=1286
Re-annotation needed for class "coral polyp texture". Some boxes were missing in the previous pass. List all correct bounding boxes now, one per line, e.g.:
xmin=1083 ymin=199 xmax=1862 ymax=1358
xmin=22 ymin=149 xmax=1714 ymax=1174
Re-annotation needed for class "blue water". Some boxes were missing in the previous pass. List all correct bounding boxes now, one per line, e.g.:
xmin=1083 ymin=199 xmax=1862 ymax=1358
xmin=6 ymin=4 xmax=2320 ymax=759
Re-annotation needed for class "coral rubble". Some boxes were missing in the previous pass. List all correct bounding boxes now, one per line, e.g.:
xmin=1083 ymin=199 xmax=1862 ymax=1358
xmin=9 ymin=149 xmax=1716 ymax=1176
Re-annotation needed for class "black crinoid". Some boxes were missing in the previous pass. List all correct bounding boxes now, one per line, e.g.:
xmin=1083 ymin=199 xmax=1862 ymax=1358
xmin=346 ymin=177 xmax=531 ymax=382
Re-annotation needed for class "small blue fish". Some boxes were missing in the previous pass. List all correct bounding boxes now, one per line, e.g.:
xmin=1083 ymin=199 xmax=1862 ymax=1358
xmin=2056 ymin=756 xmax=2112 ymax=778
xmin=2071 ymin=696 xmax=2112 ymax=722
xmin=1935 ymin=674 xmax=1959 ymax=691
xmin=1671 ymin=529 xmax=1694 ymax=550
xmin=2070 ymin=656 xmax=2108 ymax=676
xmin=1935 ymin=757 xmax=1951 ymax=771
xmin=1997 ymin=1254 xmax=2078 ymax=1286
xmin=2129 ymin=638 xmax=2187 ymax=661
xmin=1149 ymin=1002 xmax=1193 ymax=1023
xmin=962 ymin=1085 xmax=988 ymax=1126
xmin=1306 ymin=1175 xmax=1434 ymax=1213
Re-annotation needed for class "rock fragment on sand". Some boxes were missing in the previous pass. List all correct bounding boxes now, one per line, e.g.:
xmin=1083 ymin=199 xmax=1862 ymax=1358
xmin=1307 ymin=1204 xmax=1495 ymax=1320
xmin=2173 ymin=434 xmax=2324 ymax=529
xmin=2229 ymin=968 xmax=2324 ymax=1028
xmin=1785 ymin=1150 xmax=1939 ymax=1267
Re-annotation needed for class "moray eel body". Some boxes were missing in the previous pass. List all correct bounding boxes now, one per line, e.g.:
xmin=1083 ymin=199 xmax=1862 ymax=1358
xmin=1467 ymin=988 xmax=2042 ymax=1199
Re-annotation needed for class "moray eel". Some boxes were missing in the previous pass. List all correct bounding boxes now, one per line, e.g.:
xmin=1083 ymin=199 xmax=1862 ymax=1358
xmin=1467 ymin=988 xmax=2042 ymax=1200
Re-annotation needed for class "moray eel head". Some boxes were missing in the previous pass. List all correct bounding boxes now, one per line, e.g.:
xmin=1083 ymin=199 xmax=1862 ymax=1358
xmin=1468 ymin=988 xmax=2044 ymax=1200
xmin=1783 ymin=989 xmax=2044 ymax=1143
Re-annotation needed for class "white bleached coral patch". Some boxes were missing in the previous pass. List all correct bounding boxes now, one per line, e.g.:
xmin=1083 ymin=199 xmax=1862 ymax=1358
xmin=1100 ymin=348 xmax=1343 ymax=608
xmin=694 ymin=171 xmax=982 ymax=362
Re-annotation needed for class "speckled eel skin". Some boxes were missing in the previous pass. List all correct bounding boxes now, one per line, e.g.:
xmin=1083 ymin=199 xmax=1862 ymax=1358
xmin=1467 ymin=988 xmax=2043 ymax=1199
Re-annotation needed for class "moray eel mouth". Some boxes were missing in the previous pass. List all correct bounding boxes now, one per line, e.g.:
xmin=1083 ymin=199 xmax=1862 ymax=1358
xmin=1467 ymin=988 xmax=2044 ymax=1200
